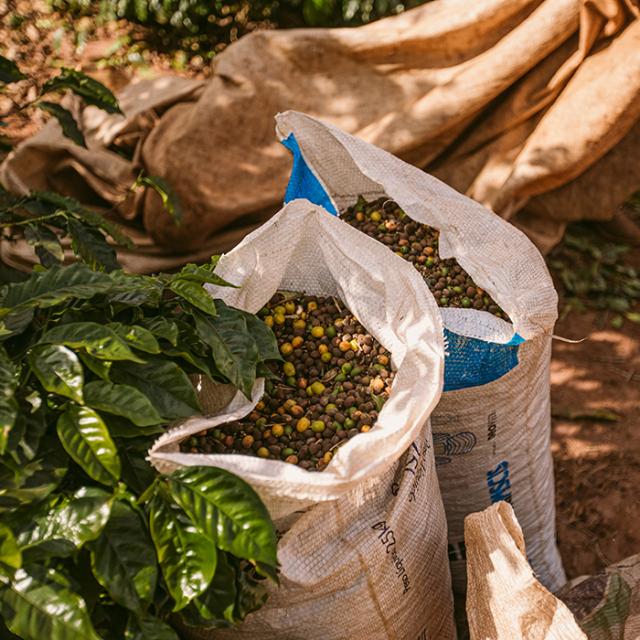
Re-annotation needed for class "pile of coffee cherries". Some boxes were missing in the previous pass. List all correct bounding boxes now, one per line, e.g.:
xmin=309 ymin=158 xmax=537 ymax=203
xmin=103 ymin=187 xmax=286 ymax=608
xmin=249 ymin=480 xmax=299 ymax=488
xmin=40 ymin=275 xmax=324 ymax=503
xmin=341 ymin=196 xmax=509 ymax=320
xmin=181 ymin=293 xmax=395 ymax=471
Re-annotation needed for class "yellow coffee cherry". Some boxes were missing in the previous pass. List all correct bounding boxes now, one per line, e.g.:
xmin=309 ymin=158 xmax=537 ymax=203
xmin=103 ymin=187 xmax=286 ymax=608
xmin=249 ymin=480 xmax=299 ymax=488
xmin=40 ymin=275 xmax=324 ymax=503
xmin=293 ymin=319 xmax=306 ymax=331
xmin=296 ymin=417 xmax=310 ymax=432
xmin=274 ymin=305 xmax=286 ymax=315
xmin=310 ymin=381 xmax=325 ymax=395
xmin=274 ymin=313 xmax=286 ymax=325
xmin=272 ymin=424 xmax=284 ymax=437
xmin=291 ymin=336 xmax=304 ymax=348
xmin=311 ymin=326 xmax=324 ymax=338
xmin=370 ymin=210 xmax=382 ymax=222
xmin=257 ymin=447 xmax=269 ymax=458
xmin=318 ymin=344 xmax=329 ymax=354
xmin=283 ymin=362 xmax=296 ymax=377
xmin=307 ymin=301 xmax=318 ymax=311
xmin=280 ymin=342 xmax=293 ymax=356
xmin=263 ymin=315 xmax=274 ymax=327
xmin=242 ymin=435 xmax=255 ymax=448
xmin=322 ymin=451 xmax=333 ymax=464
xmin=285 ymin=301 xmax=296 ymax=314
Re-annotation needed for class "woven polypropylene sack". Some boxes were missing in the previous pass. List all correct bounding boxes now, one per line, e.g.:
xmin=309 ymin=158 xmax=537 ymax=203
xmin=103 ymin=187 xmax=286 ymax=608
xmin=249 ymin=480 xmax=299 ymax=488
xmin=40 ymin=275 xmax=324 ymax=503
xmin=276 ymin=110 xmax=565 ymax=594
xmin=149 ymin=200 xmax=456 ymax=640
xmin=465 ymin=502 xmax=585 ymax=640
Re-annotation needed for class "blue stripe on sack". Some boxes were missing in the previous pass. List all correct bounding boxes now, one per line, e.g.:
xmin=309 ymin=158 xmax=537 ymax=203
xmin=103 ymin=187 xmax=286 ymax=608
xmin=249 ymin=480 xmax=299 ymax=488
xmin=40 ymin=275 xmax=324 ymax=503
xmin=281 ymin=134 xmax=338 ymax=214
xmin=443 ymin=329 xmax=523 ymax=391
xmin=281 ymin=134 xmax=523 ymax=390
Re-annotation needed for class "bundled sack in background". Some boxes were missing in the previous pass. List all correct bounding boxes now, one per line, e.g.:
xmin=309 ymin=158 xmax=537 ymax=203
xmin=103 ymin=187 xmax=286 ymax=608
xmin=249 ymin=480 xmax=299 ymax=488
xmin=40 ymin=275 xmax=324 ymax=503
xmin=149 ymin=199 xmax=456 ymax=640
xmin=3 ymin=0 xmax=639 ymax=272
xmin=465 ymin=502 xmax=586 ymax=640
xmin=276 ymin=111 xmax=565 ymax=594
xmin=558 ymin=553 xmax=640 ymax=639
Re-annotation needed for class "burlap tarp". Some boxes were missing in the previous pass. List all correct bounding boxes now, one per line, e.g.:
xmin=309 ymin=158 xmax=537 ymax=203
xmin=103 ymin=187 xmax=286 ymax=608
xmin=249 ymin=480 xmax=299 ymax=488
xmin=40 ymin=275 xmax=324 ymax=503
xmin=2 ymin=0 xmax=639 ymax=272
xmin=465 ymin=502 xmax=640 ymax=640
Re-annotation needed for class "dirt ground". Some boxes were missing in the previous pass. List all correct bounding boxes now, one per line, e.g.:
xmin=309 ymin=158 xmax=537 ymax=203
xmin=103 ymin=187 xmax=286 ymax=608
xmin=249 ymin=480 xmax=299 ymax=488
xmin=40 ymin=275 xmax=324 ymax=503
xmin=552 ymin=307 xmax=640 ymax=579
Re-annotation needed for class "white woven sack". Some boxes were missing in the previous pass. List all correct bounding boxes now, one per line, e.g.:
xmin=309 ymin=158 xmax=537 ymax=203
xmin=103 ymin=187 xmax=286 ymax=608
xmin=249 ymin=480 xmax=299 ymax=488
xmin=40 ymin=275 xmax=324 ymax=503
xmin=275 ymin=110 xmax=565 ymax=594
xmin=149 ymin=199 xmax=456 ymax=640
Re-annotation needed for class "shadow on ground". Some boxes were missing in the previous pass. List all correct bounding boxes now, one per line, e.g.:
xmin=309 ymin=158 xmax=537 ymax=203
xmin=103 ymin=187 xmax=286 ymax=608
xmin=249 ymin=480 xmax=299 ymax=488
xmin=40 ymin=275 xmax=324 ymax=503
xmin=551 ymin=309 xmax=640 ymax=578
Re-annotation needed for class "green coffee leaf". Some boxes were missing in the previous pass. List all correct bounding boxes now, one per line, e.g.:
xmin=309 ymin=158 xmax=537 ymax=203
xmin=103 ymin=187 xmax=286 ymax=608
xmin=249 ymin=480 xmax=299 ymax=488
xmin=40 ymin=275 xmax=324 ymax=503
xmin=244 ymin=313 xmax=281 ymax=362
xmin=139 ymin=317 xmax=178 ymax=346
xmin=0 ymin=523 xmax=21 ymax=578
xmin=56 ymin=405 xmax=121 ymax=485
xmin=0 ymin=55 xmax=26 ymax=84
xmin=179 ymin=551 xmax=236 ymax=628
xmin=176 ymin=263 xmax=234 ymax=287
xmin=193 ymin=310 xmax=259 ymax=399
xmin=76 ymin=210 xmax=134 ymax=250
xmin=0 ymin=264 xmax=112 ymax=325
xmin=168 ymin=466 xmax=277 ymax=568
xmin=16 ymin=487 xmax=113 ymax=558
xmin=0 ymin=565 xmax=101 ymax=640
xmin=31 ymin=191 xmax=134 ymax=249
xmin=124 ymin=614 xmax=179 ymax=640
xmin=170 ymin=278 xmax=218 ymax=316
xmin=148 ymin=490 xmax=215 ymax=611
xmin=0 ymin=434 xmax=68 ymax=513
xmin=106 ymin=273 xmax=164 ymax=307
xmin=136 ymin=174 xmax=182 ymax=223
xmin=8 ymin=404 xmax=47 ymax=463
xmin=0 ymin=347 xmax=18 ymax=455
xmin=67 ymin=218 xmax=119 ymax=272
xmin=29 ymin=344 xmax=84 ymax=404
xmin=36 ymin=101 xmax=86 ymax=147
xmin=118 ymin=438 xmax=156 ymax=495
xmin=23 ymin=224 xmax=64 ymax=267
xmin=41 ymin=67 xmax=121 ymax=114
xmin=161 ymin=345 xmax=213 ymax=377
xmin=41 ymin=322 xmax=145 ymax=363
xmin=0 ymin=308 xmax=33 ymax=339
xmin=84 ymin=381 xmax=163 ymax=426
xmin=234 ymin=560 xmax=269 ymax=620
xmin=90 ymin=500 xmax=157 ymax=613
xmin=77 ymin=352 xmax=111 ymax=381
xmin=0 ymin=436 xmax=68 ymax=512
xmin=108 ymin=323 xmax=160 ymax=354
xmin=111 ymin=358 xmax=200 ymax=419
xmin=104 ymin=415 xmax=164 ymax=439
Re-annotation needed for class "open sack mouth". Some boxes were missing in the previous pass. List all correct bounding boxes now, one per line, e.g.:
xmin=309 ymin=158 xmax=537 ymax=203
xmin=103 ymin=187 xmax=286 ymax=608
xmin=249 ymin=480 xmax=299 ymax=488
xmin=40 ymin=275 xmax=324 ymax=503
xmin=180 ymin=291 xmax=396 ymax=472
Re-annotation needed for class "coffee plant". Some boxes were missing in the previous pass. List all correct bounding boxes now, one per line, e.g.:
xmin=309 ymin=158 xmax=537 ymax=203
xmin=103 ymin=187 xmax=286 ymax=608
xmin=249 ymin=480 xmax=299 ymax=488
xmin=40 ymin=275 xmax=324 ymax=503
xmin=0 ymin=59 xmax=280 ymax=639
xmin=50 ymin=0 xmax=429 ymax=56
xmin=0 ymin=55 xmax=121 ymax=151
